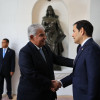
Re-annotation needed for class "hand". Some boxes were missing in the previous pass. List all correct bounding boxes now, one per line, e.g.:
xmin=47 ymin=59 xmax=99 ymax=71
xmin=51 ymin=80 xmax=61 ymax=92
xmin=10 ymin=72 xmax=14 ymax=76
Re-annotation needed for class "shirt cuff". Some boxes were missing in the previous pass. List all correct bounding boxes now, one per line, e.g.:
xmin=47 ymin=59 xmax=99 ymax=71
xmin=58 ymin=80 xmax=63 ymax=87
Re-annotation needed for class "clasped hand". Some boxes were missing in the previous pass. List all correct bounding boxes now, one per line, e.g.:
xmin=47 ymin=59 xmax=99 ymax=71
xmin=50 ymin=80 xmax=61 ymax=92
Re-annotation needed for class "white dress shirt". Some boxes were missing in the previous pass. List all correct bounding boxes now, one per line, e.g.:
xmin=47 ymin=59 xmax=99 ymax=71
xmin=3 ymin=48 xmax=8 ymax=53
xmin=81 ymin=37 xmax=91 ymax=47
xmin=34 ymin=44 xmax=42 ymax=50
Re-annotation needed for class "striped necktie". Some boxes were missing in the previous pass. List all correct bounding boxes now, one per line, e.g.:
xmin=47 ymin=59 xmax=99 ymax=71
xmin=39 ymin=48 xmax=46 ymax=61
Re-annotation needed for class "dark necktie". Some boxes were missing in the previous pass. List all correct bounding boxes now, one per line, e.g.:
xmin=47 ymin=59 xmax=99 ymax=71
xmin=78 ymin=46 xmax=82 ymax=53
xmin=74 ymin=46 xmax=83 ymax=65
xmin=39 ymin=48 xmax=46 ymax=61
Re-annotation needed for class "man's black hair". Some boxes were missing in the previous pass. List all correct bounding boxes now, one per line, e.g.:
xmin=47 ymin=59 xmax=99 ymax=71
xmin=3 ymin=38 xmax=9 ymax=43
xmin=74 ymin=20 xmax=93 ymax=37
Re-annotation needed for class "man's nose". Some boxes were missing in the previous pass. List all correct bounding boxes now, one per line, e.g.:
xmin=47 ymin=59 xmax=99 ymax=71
xmin=44 ymin=35 xmax=47 ymax=39
xmin=72 ymin=33 xmax=74 ymax=37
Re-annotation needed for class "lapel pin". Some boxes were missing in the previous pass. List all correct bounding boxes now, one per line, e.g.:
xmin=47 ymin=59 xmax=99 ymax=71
xmin=81 ymin=48 xmax=84 ymax=50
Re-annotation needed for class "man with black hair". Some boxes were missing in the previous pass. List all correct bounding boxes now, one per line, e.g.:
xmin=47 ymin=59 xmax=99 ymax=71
xmin=51 ymin=20 xmax=100 ymax=100
xmin=0 ymin=38 xmax=15 ymax=99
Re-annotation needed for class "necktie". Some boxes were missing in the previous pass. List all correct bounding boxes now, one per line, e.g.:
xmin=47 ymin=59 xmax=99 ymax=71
xmin=3 ymin=49 xmax=6 ymax=58
xmin=39 ymin=48 xmax=46 ymax=61
xmin=74 ymin=46 xmax=82 ymax=65
xmin=78 ymin=46 xmax=82 ymax=53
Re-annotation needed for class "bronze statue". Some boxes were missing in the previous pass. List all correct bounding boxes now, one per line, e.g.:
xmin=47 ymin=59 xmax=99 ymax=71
xmin=42 ymin=5 xmax=66 ymax=70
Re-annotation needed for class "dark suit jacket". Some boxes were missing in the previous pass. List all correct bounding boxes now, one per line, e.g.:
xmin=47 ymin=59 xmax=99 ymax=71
xmin=61 ymin=38 xmax=100 ymax=100
xmin=17 ymin=41 xmax=73 ymax=100
xmin=0 ymin=48 xmax=15 ymax=75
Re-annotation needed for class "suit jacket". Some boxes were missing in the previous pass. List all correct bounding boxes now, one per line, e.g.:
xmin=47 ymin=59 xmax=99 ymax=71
xmin=61 ymin=38 xmax=100 ymax=100
xmin=0 ymin=48 xmax=15 ymax=75
xmin=17 ymin=41 xmax=73 ymax=100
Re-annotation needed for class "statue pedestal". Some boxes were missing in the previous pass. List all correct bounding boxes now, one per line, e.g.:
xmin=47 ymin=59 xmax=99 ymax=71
xmin=54 ymin=67 xmax=72 ymax=80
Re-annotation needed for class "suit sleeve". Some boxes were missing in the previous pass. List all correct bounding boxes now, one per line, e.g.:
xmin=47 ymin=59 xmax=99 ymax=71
xmin=11 ymin=50 xmax=15 ymax=72
xmin=60 ymin=72 xmax=73 ymax=87
xmin=60 ymin=45 xmax=80 ymax=87
xmin=19 ymin=50 xmax=51 ymax=89
xmin=52 ymin=52 xmax=74 ymax=67
xmin=86 ymin=46 xmax=100 ymax=100
xmin=44 ymin=44 xmax=74 ymax=67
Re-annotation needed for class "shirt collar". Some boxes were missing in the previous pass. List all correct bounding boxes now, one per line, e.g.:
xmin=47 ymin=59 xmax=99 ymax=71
xmin=3 ymin=47 xmax=8 ymax=52
xmin=29 ymin=41 xmax=42 ymax=50
xmin=34 ymin=44 xmax=42 ymax=50
xmin=81 ymin=37 xmax=92 ymax=47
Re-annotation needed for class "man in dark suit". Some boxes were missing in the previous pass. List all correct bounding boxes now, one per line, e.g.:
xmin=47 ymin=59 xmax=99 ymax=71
xmin=17 ymin=24 xmax=73 ymax=100
xmin=0 ymin=38 xmax=15 ymax=99
xmin=51 ymin=20 xmax=100 ymax=100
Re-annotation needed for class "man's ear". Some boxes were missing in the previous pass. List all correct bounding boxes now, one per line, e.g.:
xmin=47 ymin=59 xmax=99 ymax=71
xmin=80 ymin=27 xmax=85 ymax=36
xmin=30 ymin=35 xmax=34 ymax=39
xmin=7 ymin=43 xmax=9 ymax=47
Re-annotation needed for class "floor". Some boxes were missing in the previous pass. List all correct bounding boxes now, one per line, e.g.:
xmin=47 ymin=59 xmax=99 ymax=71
xmin=1 ymin=95 xmax=73 ymax=100
xmin=1 ymin=95 xmax=16 ymax=100
xmin=57 ymin=96 xmax=73 ymax=100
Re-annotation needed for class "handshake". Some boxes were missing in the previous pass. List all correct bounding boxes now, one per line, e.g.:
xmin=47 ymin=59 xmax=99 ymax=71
xmin=50 ymin=80 xmax=62 ymax=92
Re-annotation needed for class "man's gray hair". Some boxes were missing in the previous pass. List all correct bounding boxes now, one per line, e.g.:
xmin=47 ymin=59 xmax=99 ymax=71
xmin=28 ymin=24 xmax=45 ymax=38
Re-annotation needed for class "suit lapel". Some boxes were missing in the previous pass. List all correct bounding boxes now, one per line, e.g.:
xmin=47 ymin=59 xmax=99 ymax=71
xmin=36 ymin=48 xmax=47 ymax=63
xmin=28 ymin=42 xmax=53 ymax=73
xmin=74 ymin=38 xmax=93 ymax=66
xmin=42 ymin=46 xmax=49 ymax=64
xmin=42 ymin=46 xmax=53 ymax=73
xmin=74 ymin=47 xmax=84 ymax=66
xmin=28 ymin=42 xmax=47 ymax=64
xmin=0 ymin=48 xmax=3 ymax=59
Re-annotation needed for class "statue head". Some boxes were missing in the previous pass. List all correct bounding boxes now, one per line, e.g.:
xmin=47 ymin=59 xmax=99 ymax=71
xmin=46 ymin=5 xmax=58 ymax=18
